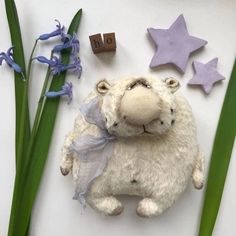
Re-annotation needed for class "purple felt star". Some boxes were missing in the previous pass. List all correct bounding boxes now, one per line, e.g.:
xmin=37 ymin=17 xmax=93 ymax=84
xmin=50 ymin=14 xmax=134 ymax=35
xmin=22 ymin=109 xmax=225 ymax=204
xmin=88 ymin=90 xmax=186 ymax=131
xmin=188 ymin=58 xmax=225 ymax=94
xmin=147 ymin=14 xmax=207 ymax=73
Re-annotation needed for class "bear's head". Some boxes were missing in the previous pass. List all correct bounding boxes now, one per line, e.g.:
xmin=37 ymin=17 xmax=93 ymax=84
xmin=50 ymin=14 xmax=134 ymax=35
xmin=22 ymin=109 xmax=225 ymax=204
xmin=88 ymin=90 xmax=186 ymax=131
xmin=95 ymin=76 xmax=180 ymax=137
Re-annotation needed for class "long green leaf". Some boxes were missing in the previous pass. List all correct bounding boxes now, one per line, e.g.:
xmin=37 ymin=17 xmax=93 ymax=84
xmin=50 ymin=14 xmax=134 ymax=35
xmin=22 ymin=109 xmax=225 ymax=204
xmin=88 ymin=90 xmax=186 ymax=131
xmin=5 ymin=0 xmax=30 ymax=166
xmin=7 ymin=9 xmax=82 ymax=236
xmin=198 ymin=61 xmax=236 ymax=236
xmin=5 ymin=0 xmax=31 ymax=235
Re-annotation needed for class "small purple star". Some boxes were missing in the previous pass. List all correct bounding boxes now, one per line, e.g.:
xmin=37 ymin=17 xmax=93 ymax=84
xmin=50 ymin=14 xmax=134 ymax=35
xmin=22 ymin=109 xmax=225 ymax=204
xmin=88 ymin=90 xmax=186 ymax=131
xmin=147 ymin=14 xmax=207 ymax=73
xmin=188 ymin=58 xmax=225 ymax=94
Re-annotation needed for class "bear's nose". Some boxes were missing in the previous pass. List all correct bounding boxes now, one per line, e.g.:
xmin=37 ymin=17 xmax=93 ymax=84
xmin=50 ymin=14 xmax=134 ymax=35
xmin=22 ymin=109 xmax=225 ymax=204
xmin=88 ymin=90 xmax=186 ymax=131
xmin=120 ymin=85 xmax=162 ymax=125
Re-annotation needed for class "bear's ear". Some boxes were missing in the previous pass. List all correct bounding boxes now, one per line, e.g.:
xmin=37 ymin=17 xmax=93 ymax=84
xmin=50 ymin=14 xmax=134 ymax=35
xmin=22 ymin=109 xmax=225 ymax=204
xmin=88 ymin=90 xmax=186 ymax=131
xmin=164 ymin=77 xmax=180 ymax=93
xmin=96 ymin=79 xmax=111 ymax=95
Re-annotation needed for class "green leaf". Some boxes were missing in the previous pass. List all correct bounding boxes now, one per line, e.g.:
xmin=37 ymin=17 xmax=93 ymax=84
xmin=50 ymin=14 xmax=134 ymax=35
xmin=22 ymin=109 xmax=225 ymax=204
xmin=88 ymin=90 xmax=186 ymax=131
xmin=4 ymin=0 xmax=30 ymax=167
xmin=7 ymin=9 xmax=82 ymax=236
xmin=5 ymin=1 xmax=31 ymax=235
xmin=198 ymin=61 xmax=236 ymax=236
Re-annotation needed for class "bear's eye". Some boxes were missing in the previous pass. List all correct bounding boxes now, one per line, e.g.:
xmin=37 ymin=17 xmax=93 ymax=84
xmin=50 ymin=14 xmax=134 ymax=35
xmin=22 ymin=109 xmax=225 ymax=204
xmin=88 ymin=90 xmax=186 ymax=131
xmin=113 ymin=122 xmax=118 ymax=127
xmin=127 ymin=81 xmax=136 ymax=90
xmin=140 ymin=79 xmax=151 ymax=88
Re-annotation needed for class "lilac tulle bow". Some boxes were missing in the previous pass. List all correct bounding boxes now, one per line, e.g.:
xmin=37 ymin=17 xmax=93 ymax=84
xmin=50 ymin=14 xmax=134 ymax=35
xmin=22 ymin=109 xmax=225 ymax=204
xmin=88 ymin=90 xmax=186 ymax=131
xmin=70 ymin=97 xmax=116 ymax=207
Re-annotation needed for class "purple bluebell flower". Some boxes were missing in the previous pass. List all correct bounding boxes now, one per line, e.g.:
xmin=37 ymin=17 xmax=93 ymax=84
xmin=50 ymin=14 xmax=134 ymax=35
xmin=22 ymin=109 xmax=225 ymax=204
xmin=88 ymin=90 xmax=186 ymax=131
xmin=53 ymin=33 xmax=80 ymax=54
xmin=0 ymin=46 xmax=22 ymax=73
xmin=38 ymin=20 xmax=65 ymax=40
xmin=51 ymin=56 xmax=82 ymax=78
xmin=33 ymin=55 xmax=60 ymax=67
xmin=33 ymin=54 xmax=82 ymax=77
xmin=45 ymin=82 xmax=73 ymax=103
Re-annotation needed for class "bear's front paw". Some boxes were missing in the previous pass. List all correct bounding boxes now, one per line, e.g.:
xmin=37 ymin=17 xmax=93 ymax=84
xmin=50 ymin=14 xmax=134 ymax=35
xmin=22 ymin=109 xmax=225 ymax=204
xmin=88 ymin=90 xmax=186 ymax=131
xmin=136 ymin=198 xmax=162 ymax=218
xmin=192 ymin=169 xmax=204 ymax=189
xmin=60 ymin=166 xmax=70 ymax=176
xmin=60 ymin=156 xmax=74 ymax=176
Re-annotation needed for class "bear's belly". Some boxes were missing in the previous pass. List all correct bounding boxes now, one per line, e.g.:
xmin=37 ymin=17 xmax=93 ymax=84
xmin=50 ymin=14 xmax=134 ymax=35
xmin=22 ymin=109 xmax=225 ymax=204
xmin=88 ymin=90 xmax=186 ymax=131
xmin=88 ymin=135 xmax=197 ymax=197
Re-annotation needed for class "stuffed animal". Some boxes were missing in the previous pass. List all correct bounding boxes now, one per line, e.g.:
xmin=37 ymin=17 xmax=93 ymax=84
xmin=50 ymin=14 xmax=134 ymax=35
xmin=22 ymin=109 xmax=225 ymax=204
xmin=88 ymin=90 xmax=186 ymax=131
xmin=60 ymin=76 xmax=204 ymax=217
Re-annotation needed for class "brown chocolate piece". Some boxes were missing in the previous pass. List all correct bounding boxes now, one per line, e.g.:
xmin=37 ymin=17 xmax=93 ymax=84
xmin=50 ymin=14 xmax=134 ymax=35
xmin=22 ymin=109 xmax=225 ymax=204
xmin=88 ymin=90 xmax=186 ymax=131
xmin=89 ymin=34 xmax=104 ymax=54
xmin=103 ymin=33 xmax=116 ymax=51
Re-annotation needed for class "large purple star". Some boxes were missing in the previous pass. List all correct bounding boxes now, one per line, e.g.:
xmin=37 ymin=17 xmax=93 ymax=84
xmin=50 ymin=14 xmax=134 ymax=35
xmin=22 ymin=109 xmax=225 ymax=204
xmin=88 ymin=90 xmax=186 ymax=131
xmin=147 ymin=15 xmax=208 ymax=73
xmin=188 ymin=58 xmax=225 ymax=94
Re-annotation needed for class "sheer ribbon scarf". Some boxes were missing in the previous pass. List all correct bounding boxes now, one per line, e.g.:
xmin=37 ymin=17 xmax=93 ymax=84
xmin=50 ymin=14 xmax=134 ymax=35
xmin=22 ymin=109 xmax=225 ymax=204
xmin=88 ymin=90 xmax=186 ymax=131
xmin=70 ymin=97 xmax=116 ymax=207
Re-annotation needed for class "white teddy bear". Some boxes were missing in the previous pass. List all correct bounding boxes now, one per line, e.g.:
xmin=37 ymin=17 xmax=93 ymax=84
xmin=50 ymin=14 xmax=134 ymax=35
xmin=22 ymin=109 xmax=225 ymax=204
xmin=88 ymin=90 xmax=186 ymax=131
xmin=60 ymin=76 xmax=204 ymax=217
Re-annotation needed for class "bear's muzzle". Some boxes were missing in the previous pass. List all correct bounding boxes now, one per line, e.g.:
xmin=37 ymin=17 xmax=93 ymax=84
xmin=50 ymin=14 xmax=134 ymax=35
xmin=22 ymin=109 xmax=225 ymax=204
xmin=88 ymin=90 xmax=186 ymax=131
xmin=119 ymin=85 xmax=162 ymax=125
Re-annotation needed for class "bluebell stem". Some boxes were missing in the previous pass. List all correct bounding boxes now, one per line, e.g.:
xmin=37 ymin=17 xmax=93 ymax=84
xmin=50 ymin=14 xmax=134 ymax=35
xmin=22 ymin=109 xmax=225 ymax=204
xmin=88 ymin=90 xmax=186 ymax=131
xmin=0 ymin=46 xmax=22 ymax=73
xmin=45 ymin=82 xmax=73 ymax=103
xmin=53 ymin=33 xmax=80 ymax=54
xmin=51 ymin=56 xmax=82 ymax=78
xmin=38 ymin=20 xmax=65 ymax=40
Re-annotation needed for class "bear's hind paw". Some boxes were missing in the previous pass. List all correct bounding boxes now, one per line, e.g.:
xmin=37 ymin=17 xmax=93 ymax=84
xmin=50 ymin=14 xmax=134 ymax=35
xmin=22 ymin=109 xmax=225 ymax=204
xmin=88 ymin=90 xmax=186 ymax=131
xmin=136 ymin=198 xmax=162 ymax=218
xmin=90 ymin=196 xmax=124 ymax=216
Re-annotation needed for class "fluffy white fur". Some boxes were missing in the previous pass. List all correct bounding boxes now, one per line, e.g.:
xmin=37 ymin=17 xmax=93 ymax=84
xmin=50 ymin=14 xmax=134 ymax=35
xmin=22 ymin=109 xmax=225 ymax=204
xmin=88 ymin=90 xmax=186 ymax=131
xmin=61 ymin=76 xmax=204 ymax=217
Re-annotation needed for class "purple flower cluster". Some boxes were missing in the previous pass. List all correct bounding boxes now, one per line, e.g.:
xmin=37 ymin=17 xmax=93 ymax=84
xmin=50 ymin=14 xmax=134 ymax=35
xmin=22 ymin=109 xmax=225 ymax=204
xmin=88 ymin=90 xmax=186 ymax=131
xmin=36 ymin=20 xmax=82 ymax=78
xmin=36 ymin=20 xmax=83 ymax=102
xmin=1 ymin=20 xmax=82 ymax=103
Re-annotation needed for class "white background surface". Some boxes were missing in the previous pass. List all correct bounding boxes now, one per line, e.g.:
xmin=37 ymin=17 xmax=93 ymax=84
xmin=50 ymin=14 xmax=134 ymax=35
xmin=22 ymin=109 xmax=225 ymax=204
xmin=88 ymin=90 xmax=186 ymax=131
xmin=0 ymin=0 xmax=236 ymax=235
